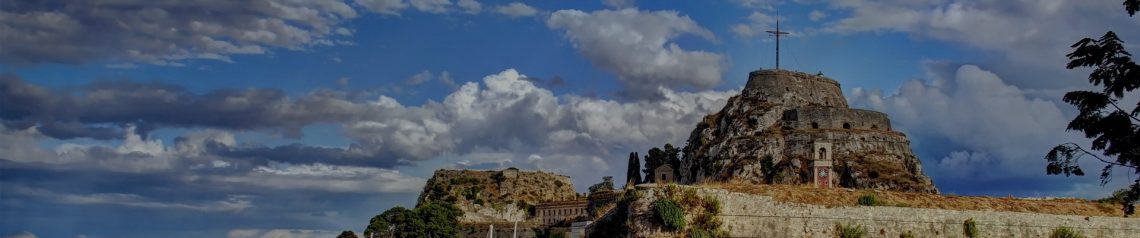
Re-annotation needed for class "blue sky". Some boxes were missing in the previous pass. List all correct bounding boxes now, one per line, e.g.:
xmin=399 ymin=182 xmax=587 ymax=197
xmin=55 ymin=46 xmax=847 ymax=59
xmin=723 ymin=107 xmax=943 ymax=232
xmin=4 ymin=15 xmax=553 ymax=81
xmin=2 ymin=0 xmax=1139 ymax=237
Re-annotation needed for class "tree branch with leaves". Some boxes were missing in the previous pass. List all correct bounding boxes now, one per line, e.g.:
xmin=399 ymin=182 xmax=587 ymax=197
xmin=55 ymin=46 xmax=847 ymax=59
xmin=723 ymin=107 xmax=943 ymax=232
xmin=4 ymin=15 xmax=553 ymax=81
xmin=1045 ymin=0 xmax=1140 ymax=216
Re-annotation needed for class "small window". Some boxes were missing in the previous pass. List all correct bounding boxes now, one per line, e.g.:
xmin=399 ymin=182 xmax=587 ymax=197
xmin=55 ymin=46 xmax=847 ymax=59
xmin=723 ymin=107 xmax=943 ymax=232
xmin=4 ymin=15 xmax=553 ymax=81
xmin=871 ymin=125 xmax=878 ymax=130
xmin=843 ymin=123 xmax=851 ymax=129
xmin=660 ymin=174 xmax=667 ymax=181
xmin=811 ymin=122 xmax=819 ymax=129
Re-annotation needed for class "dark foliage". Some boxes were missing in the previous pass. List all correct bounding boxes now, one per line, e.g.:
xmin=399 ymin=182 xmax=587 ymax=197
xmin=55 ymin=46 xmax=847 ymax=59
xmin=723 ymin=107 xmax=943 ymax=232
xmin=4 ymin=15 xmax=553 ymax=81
xmin=364 ymin=203 xmax=463 ymax=238
xmin=1046 ymin=0 xmax=1140 ymax=217
xmin=336 ymin=230 xmax=358 ymax=238
xmin=627 ymin=152 xmax=642 ymax=186
xmin=642 ymin=144 xmax=682 ymax=183
xmin=589 ymin=176 xmax=615 ymax=193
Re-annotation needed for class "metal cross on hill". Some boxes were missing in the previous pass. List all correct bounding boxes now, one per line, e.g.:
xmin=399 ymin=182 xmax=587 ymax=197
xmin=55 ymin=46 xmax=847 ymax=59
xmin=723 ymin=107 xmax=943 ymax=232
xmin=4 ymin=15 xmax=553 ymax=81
xmin=765 ymin=14 xmax=789 ymax=70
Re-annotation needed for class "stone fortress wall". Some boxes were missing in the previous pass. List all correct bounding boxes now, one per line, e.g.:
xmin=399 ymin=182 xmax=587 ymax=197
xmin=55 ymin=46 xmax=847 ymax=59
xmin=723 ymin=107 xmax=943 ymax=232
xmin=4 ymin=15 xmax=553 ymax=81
xmin=630 ymin=186 xmax=1140 ymax=238
xmin=782 ymin=107 xmax=892 ymax=131
xmin=743 ymin=70 xmax=848 ymax=108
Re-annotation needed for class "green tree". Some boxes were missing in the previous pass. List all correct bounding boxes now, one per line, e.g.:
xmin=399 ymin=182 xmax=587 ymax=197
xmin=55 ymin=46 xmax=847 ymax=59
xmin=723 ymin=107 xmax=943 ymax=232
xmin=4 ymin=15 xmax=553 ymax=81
xmin=1045 ymin=0 xmax=1140 ymax=216
xmin=642 ymin=144 xmax=682 ymax=183
xmin=416 ymin=202 xmax=463 ymax=238
xmin=588 ymin=176 xmax=615 ymax=193
xmin=626 ymin=152 xmax=642 ymax=186
xmin=365 ymin=203 xmax=462 ymax=238
xmin=337 ymin=230 xmax=359 ymax=238
xmin=643 ymin=147 xmax=666 ymax=183
xmin=663 ymin=144 xmax=682 ymax=179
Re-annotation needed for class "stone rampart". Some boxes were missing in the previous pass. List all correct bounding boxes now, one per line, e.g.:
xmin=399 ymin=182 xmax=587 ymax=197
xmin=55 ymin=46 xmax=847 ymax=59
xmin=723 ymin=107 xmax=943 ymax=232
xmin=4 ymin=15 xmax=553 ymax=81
xmin=743 ymin=70 xmax=847 ymax=108
xmin=630 ymin=186 xmax=1140 ymax=238
xmin=782 ymin=107 xmax=892 ymax=131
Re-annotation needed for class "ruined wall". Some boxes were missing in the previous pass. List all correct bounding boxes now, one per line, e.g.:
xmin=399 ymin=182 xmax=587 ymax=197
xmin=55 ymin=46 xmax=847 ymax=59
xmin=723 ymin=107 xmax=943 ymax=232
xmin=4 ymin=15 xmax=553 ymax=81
xmin=742 ymin=70 xmax=847 ymax=108
xmin=782 ymin=107 xmax=892 ymax=131
xmin=629 ymin=186 xmax=1140 ymax=238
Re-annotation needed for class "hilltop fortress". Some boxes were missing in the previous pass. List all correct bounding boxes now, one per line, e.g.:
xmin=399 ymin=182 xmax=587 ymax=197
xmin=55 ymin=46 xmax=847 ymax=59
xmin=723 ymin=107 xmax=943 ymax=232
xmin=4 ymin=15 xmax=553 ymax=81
xmin=679 ymin=69 xmax=939 ymax=193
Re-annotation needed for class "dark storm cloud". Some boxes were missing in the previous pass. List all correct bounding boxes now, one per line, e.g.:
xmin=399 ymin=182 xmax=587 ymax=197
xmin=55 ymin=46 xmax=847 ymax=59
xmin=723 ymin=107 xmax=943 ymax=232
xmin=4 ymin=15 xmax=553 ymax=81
xmin=0 ymin=75 xmax=374 ymax=139
xmin=0 ymin=0 xmax=357 ymax=65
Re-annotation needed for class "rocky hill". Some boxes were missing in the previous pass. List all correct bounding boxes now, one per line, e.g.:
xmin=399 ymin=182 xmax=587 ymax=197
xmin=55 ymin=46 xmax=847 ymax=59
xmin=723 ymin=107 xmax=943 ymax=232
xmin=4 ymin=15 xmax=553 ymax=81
xmin=417 ymin=168 xmax=579 ymax=222
xmin=678 ymin=69 xmax=938 ymax=193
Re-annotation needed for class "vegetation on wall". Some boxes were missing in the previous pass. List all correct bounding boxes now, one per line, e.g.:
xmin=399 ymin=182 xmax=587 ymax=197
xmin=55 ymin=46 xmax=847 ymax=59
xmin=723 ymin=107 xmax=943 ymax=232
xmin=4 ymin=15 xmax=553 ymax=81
xmin=963 ymin=218 xmax=979 ymax=238
xmin=653 ymin=198 xmax=686 ymax=230
xmin=587 ymin=187 xmax=640 ymax=237
xmin=647 ymin=185 xmax=727 ymax=237
xmin=835 ymin=223 xmax=866 ymax=238
xmin=1050 ymin=227 xmax=1085 ymax=238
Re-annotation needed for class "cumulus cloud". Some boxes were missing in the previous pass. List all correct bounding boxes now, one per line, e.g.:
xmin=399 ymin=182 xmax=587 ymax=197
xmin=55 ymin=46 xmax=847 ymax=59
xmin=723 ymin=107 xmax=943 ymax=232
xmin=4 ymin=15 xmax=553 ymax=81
xmin=850 ymin=64 xmax=1076 ymax=178
xmin=547 ymin=9 xmax=726 ymax=99
xmin=495 ymin=2 xmax=539 ymax=18
xmin=343 ymin=69 xmax=735 ymax=165
xmin=0 ymin=0 xmax=358 ymax=65
xmin=823 ymin=0 xmax=1139 ymax=86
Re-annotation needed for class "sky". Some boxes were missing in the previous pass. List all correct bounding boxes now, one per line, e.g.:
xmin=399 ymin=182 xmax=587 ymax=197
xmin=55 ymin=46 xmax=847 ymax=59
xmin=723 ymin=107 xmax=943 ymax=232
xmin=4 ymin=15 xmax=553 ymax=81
xmin=1 ymin=0 xmax=1139 ymax=237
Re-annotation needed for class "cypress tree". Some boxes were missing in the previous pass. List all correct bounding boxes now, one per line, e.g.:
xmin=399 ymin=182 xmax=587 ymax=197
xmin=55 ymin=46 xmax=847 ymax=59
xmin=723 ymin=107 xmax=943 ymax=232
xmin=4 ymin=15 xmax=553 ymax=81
xmin=626 ymin=152 xmax=642 ymax=186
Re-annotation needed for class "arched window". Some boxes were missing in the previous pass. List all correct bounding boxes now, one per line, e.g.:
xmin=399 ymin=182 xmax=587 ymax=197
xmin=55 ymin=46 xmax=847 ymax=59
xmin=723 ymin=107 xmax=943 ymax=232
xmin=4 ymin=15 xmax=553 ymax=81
xmin=871 ymin=125 xmax=878 ymax=130
xmin=843 ymin=123 xmax=851 ymax=129
xmin=811 ymin=122 xmax=819 ymax=129
xmin=818 ymin=148 xmax=827 ymax=160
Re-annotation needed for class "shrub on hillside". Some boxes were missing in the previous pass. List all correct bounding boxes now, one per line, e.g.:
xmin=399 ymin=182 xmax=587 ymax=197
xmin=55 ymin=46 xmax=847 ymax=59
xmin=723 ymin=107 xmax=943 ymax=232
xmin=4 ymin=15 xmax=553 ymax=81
xmin=689 ymin=228 xmax=712 ymax=238
xmin=653 ymin=198 xmax=686 ymax=230
xmin=857 ymin=194 xmax=879 ymax=206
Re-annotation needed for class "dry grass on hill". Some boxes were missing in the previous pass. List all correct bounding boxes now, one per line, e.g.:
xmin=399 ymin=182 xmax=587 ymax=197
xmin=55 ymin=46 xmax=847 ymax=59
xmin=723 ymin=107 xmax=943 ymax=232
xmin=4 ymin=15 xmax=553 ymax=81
xmin=708 ymin=182 xmax=1125 ymax=217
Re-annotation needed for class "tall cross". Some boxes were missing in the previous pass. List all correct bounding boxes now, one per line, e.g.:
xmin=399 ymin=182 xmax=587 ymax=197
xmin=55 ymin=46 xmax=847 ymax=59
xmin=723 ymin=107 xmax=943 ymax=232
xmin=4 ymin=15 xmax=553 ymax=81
xmin=765 ymin=14 xmax=789 ymax=70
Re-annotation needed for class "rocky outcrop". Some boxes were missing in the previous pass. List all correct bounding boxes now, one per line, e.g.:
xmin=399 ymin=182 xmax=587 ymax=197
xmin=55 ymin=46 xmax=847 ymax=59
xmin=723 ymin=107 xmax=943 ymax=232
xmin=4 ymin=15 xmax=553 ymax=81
xmin=417 ymin=168 xmax=579 ymax=223
xmin=679 ymin=69 xmax=938 ymax=193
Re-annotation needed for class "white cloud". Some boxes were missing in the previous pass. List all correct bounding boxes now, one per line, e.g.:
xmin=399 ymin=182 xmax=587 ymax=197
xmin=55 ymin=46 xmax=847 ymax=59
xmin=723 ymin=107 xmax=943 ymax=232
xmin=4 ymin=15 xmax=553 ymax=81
xmin=406 ymin=70 xmax=433 ymax=85
xmin=344 ymin=69 xmax=735 ymax=166
xmin=457 ymin=0 xmax=482 ymax=14
xmin=849 ymin=64 xmax=1075 ymax=178
xmin=10 ymin=185 xmax=252 ymax=212
xmin=823 ymin=0 xmax=1139 ymax=80
xmin=356 ymin=0 xmax=409 ymax=15
xmin=1 ymin=231 xmax=37 ymax=238
xmin=731 ymin=11 xmax=777 ymax=38
xmin=547 ymin=9 xmax=726 ymax=99
xmin=808 ymin=10 xmax=827 ymax=21
xmin=215 ymin=161 xmax=427 ymax=193
xmin=227 ymin=229 xmax=341 ymax=238
xmin=602 ymin=0 xmax=636 ymax=9
xmin=496 ymin=2 xmax=539 ymax=18
xmin=0 ymin=0 xmax=359 ymax=65
xmin=409 ymin=0 xmax=453 ymax=14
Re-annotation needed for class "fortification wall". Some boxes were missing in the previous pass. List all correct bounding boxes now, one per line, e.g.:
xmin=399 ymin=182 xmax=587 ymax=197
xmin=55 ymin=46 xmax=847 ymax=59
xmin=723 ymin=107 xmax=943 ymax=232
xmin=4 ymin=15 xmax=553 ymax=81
xmin=742 ymin=70 xmax=847 ymax=108
xmin=630 ymin=186 xmax=1140 ymax=238
xmin=782 ymin=107 xmax=892 ymax=131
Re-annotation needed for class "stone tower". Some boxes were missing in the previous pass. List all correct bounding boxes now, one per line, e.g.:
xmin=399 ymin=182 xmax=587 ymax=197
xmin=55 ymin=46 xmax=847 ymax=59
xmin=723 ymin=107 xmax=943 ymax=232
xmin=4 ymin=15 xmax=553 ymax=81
xmin=678 ymin=69 xmax=938 ymax=193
